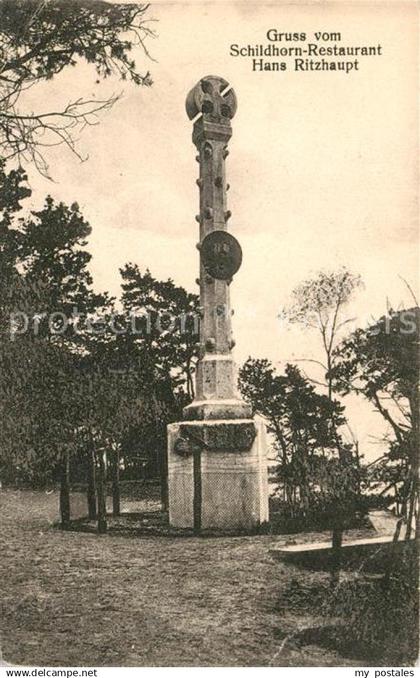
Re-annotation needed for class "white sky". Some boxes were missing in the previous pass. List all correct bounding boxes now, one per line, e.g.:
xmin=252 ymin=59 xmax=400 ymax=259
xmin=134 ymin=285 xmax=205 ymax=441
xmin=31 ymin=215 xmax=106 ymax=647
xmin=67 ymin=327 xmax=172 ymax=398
xmin=22 ymin=1 xmax=418 ymax=460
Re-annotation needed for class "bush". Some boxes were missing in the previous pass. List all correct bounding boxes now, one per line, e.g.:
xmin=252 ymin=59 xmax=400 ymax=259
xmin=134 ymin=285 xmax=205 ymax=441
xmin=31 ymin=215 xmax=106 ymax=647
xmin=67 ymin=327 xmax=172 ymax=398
xmin=322 ymin=544 xmax=418 ymax=664
xmin=268 ymin=497 xmax=371 ymax=534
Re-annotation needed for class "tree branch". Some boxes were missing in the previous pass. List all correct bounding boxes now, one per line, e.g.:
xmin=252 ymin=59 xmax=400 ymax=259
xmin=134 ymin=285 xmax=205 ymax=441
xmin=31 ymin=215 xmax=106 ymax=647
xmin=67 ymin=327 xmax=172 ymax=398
xmin=372 ymin=390 xmax=404 ymax=442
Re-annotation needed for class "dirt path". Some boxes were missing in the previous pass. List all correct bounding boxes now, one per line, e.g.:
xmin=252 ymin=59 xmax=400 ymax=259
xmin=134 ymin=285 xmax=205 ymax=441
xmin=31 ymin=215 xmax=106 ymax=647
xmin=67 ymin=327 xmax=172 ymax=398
xmin=0 ymin=490 xmax=363 ymax=666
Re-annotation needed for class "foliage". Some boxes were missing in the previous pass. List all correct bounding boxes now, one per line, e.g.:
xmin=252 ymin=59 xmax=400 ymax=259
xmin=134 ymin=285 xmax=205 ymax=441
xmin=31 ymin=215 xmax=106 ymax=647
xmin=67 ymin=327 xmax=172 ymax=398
xmin=115 ymin=264 xmax=200 ymax=476
xmin=239 ymin=358 xmax=361 ymax=525
xmin=0 ymin=338 xmax=74 ymax=484
xmin=0 ymin=159 xmax=200 ymax=486
xmin=0 ymin=0 xmax=154 ymax=175
xmin=119 ymin=263 xmax=199 ymax=400
xmin=2 ymin=182 xmax=112 ymax=352
xmin=331 ymin=308 xmax=419 ymax=425
xmin=322 ymin=546 xmax=418 ymax=664
xmin=278 ymin=546 xmax=418 ymax=664
xmin=331 ymin=308 xmax=420 ymax=534
xmin=0 ymin=161 xmax=30 ymax=285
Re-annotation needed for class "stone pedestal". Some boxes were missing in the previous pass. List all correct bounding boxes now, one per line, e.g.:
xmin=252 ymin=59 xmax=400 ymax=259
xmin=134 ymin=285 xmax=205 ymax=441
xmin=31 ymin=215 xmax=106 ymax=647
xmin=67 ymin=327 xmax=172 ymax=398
xmin=168 ymin=417 xmax=269 ymax=531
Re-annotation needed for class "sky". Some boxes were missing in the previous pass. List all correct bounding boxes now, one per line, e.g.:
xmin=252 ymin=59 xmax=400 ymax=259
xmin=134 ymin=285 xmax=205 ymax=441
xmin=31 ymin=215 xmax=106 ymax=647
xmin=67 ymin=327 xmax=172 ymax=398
xmin=21 ymin=0 xmax=418 ymax=460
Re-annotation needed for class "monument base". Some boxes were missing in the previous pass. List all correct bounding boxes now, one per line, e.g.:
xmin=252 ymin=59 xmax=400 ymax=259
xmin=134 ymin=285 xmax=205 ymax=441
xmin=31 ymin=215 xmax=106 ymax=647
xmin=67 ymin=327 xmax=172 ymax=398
xmin=167 ymin=417 xmax=269 ymax=531
xmin=183 ymin=397 xmax=252 ymax=421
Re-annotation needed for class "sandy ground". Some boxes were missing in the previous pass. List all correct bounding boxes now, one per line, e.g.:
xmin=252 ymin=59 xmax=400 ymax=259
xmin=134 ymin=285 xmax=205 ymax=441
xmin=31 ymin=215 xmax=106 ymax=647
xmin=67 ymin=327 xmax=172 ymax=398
xmin=0 ymin=489 xmax=374 ymax=667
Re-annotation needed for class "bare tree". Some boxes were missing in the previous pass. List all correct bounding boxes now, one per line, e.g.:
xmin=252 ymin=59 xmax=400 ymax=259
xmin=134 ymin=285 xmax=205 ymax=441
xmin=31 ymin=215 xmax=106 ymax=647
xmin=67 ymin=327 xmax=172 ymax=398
xmin=0 ymin=0 xmax=155 ymax=177
xmin=282 ymin=268 xmax=363 ymax=400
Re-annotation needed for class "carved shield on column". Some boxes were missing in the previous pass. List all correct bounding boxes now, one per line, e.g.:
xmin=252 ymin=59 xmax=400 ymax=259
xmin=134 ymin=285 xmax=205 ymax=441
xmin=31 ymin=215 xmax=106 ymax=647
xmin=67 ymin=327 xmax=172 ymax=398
xmin=201 ymin=230 xmax=242 ymax=280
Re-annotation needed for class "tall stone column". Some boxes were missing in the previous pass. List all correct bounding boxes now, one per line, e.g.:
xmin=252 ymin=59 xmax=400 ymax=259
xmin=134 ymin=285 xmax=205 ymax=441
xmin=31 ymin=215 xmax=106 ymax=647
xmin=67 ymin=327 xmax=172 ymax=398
xmin=183 ymin=76 xmax=249 ymax=421
xmin=167 ymin=76 xmax=269 ymax=532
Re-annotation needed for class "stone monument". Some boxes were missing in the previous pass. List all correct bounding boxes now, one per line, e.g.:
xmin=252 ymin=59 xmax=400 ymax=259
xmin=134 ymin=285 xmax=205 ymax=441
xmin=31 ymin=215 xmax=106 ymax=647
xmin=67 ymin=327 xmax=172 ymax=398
xmin=167 ymin=75 xmax=269 ymax=531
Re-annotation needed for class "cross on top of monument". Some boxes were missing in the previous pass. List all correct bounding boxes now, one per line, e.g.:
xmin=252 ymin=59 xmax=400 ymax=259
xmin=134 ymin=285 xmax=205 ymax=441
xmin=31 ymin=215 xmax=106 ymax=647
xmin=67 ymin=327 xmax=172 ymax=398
xmin=185 ymin=75 xmax=237 ymax=123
